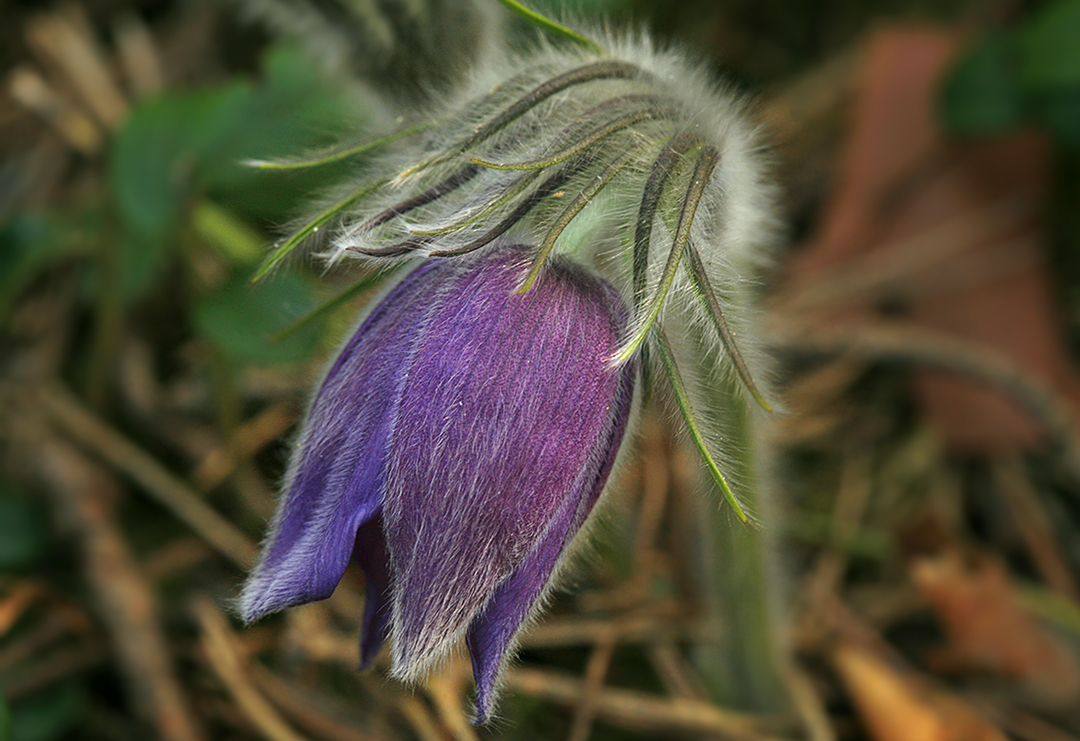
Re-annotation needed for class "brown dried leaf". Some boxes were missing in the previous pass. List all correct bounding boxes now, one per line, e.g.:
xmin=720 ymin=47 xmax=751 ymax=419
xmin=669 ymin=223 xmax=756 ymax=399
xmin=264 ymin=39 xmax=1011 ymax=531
xmin=910 ymin=545 xmax=1080 ymax=708
xmin=833 ymin=643 xmax=1008 ymax=741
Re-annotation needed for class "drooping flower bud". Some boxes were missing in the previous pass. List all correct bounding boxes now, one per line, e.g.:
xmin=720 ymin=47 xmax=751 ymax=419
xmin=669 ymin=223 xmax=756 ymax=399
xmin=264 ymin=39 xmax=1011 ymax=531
xmin=242 ymin=245 xmax=635 ymax=720
xmin=245 ymin=14 xmax=779 ymax=722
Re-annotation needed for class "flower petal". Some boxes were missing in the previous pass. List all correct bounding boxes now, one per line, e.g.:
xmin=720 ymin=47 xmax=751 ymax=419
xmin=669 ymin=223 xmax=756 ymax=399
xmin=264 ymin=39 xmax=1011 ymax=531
xmin=240 ymin=260 xmax=445 ymax=622
xmin=383 ymin=248 xmax=632 ymax=680
xmin=353 ymin=515 xmax=393 ymax=668
xmin=467 ymin=353 xmax=635 ymax=722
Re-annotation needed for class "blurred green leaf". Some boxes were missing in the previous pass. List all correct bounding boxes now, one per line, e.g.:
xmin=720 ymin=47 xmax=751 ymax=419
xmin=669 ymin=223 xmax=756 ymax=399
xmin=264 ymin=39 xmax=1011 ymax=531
xmin=116 ymin=228 xmax=171 ymax=299
xmin=0 ymin=693 xmax=11 ymax=741
xmin=193 ymin=271 xmax=319 ymax=364
xmin=0 ymin=213 xmax=83 ymax=318
xmin=111 ymin=85 xmax=242 ymax=238
xmin=192 ymin=200 xmax=264 ymax=266
xmin=1034 ymin=89 xmax=1080 ymax=147
xmin=9 ymin=684 xmax=81 ymax=741
xmin=109 ymin=44 xmax=363 ymax=297
xmin=195 ymin=45 xmax=361 ymax=222
xmin=1015 ymin=0 xmax=1080 ymax=88
xmin=940 ymin=33 xmax=1025 ymax=136
xmin=0 ymin=488 xmax=47 ymax=569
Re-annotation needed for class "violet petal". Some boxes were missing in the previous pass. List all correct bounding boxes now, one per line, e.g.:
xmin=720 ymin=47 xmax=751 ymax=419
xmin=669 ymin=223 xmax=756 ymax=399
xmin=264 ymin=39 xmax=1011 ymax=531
xmin=353 ymin=514 xmax=393 ymax=668
xmin=466 ymin=353 xmax=635 ymax=722
xmin=240 ymin=260 xmax=444 ymax=622
xmin=383 ymin=249 xmax=631 ymax=680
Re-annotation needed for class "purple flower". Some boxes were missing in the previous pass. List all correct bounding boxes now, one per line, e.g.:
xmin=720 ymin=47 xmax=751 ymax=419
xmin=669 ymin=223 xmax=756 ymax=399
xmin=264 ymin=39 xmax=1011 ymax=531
xmin=241 ymin=245 xmax=635 ymax=721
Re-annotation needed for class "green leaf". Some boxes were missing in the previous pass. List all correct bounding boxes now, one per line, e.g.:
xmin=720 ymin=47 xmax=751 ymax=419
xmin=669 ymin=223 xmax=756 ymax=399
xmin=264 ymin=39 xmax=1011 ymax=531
xmin=0 ymin=692 xmax=11 ymax=741
xmin=193 ymin=271 xmax=319 ymax=364
xmin=1015 ymin=0 xmax=1080 ymax=88
xmin=111 ymin=85 xmax=242 ymax=238
xmin=0 ymin=213 xmax=73 ymax=318
xmin=196 ymin=45 xmax=361 ymax=220
xmin=9 ymin=684 xmax=82 ymax=741
xmin=940 ymin=33 xmax=1025 ymax=136
xmin=0 ymin=489 xmax=47 ymax=569
xmin=110 ymin=44 xmax=364 ymax=295
xmin=1033 ymin=89 xmax=1080 ymax=147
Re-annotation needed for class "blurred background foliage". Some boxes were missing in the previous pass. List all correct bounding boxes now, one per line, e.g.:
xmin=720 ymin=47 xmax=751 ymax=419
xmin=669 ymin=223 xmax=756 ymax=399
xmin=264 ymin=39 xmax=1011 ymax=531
xmin=3 ymin=0 xmax=1080 ymax=740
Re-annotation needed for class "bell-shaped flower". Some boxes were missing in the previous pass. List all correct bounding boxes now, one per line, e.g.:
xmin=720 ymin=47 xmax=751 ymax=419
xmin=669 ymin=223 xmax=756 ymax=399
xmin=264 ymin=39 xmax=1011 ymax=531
xmin=240 ymin=245 xmax=636 ymax=721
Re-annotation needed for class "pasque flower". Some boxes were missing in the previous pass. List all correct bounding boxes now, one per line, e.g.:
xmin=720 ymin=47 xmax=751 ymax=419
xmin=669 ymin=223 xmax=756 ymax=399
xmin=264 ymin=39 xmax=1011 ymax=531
xmin=244 ymin=17 xmax=778 ymax=724
xmin=241 ymin=246 xmax=635 ymax=719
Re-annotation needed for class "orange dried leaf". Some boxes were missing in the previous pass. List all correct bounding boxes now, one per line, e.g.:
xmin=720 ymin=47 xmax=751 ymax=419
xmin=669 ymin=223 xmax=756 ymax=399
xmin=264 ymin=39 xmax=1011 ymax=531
xmin=833 ymin=643 xmax=1008 ymax=741
xmin=910 ymin=546 xmax=1080 ymax=708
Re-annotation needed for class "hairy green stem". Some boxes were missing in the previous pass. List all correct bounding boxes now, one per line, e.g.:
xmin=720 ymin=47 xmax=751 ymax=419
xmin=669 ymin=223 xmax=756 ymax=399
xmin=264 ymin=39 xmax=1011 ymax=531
xmin=686 ymin=370 xmax=789 ymax=714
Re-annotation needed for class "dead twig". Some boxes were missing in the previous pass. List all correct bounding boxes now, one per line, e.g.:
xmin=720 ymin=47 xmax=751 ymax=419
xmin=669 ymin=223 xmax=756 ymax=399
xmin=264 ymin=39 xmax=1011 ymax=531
xmin=37 ymin=438 xmax=205 ymax=741
xmin=193 ymin=595 xmax=308 ymax=741
xmin=253 ymin=666 xmax=384 ymax=741
xmin=192 ymin=402 xmax=297 ymax=492
xmin=567 ymin=627 xmax=620 ymax=741
xmin=771 ymin=323 xmax=1080 ymax=483
xmin=504 ymin=667 xmax=785 ymax=740
xmin=993 ymin=459 xmax=1079 ymax=601
xmin=424 ymin=660 xmax=479 ymax=741
xmin=520 ymin=604 xmax=695 ymax=649
xmin=35 ymin=382 xmax=258 ymax=569
xmin=0 ymin=643 xmax=108 ymax=702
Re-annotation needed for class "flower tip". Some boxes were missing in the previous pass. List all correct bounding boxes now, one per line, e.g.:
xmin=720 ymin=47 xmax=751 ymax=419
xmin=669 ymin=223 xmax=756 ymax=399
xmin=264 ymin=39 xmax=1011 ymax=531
xmin=236 ymin=581 xmax=272 ymax=625
xmin=470 ymin=667 xmax=502 ymax=726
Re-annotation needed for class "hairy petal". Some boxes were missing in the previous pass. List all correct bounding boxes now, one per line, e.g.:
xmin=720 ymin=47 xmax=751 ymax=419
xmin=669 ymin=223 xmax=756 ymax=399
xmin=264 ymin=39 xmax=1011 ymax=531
xmin=467 ymin=350 xmax=636 ymax=723
xmin=353 ymin=515 xmax=393 ymax=669
xmin=240 ymin=260 xmax=445 ymax=621
xmin=384 ymin=248 xmax=631 ymax=680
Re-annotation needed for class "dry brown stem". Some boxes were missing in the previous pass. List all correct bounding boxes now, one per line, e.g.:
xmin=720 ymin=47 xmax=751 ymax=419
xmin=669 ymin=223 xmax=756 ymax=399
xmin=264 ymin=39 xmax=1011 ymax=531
xmin=505 ymin=667 xmax=785 ymax=740
xmin=35 ymin=382 xmax=258 ymax=569
xmin=193 ymin=595 xmax=308 ymax=741
xmin=37 ymin=438 xmax=205 ymax=741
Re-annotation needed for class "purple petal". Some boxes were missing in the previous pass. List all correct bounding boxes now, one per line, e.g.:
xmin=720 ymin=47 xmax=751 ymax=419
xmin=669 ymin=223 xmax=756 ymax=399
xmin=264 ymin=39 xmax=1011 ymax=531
xmin=383 ymin=248 xmax=633 ymax=681
xmin=353 ymin=515 xmax=393 ymax=668
xmin=240 ymin=260 xmax=446 ymax=622
xmin=466 ymin=353 xmax=635 ymax=723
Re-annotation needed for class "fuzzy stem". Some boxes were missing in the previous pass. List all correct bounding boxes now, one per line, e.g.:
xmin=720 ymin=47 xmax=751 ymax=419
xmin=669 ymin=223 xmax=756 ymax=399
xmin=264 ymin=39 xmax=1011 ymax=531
xmin=686 ymin=376 xmax=790 ymax=715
